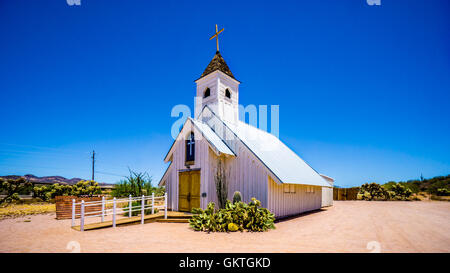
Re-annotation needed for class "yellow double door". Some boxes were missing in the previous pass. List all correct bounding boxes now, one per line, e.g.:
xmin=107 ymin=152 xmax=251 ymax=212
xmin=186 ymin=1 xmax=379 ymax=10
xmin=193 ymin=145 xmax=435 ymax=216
xmin=178 ymin=170 xmax=200 ymax=212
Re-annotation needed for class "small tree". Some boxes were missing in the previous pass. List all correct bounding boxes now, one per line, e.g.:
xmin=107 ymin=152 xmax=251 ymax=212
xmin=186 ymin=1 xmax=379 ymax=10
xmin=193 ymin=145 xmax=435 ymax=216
xmin=32 ymin=185 xmax=53 ymax=201
xmin=0 ymin=178 xmax=32 ymax=205
xmin=214 ymin=158 xmax=228 ymax=209
xmin=71 ymin=180 xmax=101 ymax=196
xmin=391 ymin=183 xmax=412 ymax=200
xmin=359 ymin=182 xmax=389 ymax=201
xmin=111 ymin=169 xmax=163 ymax=197
xmin=32 ymin=181 xmax=100 ymax=201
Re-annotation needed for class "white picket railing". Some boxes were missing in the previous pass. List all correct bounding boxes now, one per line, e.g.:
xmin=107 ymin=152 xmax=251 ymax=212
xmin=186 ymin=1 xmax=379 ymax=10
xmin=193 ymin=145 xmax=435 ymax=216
xmin=72 ymin=193 xmax=167 ymax=231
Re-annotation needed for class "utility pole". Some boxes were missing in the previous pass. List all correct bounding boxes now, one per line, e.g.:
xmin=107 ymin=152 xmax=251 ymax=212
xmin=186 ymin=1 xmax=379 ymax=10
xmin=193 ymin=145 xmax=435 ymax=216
xmin=91 ymin=150 xmax=95 ymax=181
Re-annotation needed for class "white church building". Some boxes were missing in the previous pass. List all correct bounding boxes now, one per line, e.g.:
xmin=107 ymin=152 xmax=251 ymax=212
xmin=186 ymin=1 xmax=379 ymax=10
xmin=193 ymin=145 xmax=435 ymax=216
xmin=159 ymin=46 xmax=333 ymax=218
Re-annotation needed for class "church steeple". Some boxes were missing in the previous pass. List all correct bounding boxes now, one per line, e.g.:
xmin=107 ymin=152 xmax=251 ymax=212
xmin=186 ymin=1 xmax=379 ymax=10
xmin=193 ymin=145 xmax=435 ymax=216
xmin=200 ymin=51 xmax=236 ymax=80
xmin=194 ymin=25 xmax=240 ymax=124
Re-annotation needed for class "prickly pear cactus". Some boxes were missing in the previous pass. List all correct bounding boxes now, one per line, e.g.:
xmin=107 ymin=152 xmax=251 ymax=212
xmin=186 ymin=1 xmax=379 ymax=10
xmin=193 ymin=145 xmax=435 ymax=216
xmin=228 ymin=223 xmax=239 ymax=232
xmin=232 ymin=191 xmax=242 ymax=204
xmin=189 ymin=198 xmax=276 ymax=232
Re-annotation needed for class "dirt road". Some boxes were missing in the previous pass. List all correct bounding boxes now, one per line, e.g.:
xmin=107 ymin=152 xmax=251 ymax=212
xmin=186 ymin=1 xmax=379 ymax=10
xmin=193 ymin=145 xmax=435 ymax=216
xmin=0 ymin=201 xmax=449 ymax=253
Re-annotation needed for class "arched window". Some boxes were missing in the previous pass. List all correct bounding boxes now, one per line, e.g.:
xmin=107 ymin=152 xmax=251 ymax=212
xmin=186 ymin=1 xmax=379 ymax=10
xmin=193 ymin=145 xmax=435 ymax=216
xmin=225 ymin=88 xmax=231 ymax=99
xmin=203 ymin=88 xmax=210 ymax=98
xmin=185 ymin=132 xmax=195 ymax=163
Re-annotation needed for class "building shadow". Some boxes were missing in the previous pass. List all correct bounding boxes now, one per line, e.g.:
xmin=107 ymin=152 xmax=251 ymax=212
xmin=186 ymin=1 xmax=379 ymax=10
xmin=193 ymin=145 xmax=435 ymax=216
xmin=274 ymin=208 xmax=326 ymax=223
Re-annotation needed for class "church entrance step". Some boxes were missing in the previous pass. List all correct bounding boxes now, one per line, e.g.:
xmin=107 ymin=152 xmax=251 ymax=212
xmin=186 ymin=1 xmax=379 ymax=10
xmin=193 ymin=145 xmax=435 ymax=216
xmin=156 ymin=218 xmax=190 ymax=223
xmin=167 ymin=215 xmax=192 ymax=219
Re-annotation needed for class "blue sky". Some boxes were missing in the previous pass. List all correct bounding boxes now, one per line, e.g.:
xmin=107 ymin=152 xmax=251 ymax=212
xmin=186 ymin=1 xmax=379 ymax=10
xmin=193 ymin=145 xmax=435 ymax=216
xmin=0 ymin=0 xmax=449 ymax=187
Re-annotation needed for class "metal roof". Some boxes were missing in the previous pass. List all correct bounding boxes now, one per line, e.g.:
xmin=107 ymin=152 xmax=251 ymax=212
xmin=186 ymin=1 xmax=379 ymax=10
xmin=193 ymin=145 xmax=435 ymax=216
xmin=223 ymin=120 xmax=331 ymax=187
xmin=190 ymin=118 xmax=234 ymax=156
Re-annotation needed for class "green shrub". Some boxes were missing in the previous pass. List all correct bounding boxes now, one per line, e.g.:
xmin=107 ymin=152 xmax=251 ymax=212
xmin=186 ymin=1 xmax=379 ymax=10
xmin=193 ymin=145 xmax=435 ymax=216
xmin=111 ymin=170 xmax=164 ymax=198
xmin=71 ymin=180 xmax=101 ymax=196
xmin=32 ymin=180 xmax=101 ymax=201
xmin=32 ymin=185 xmax=52 ymax=201
xmin=359 ymin=183 xmax=389 ymax=201
xmin=232 ymin=191 xmax=242 ymax=204
xmin=390 ymin=183 xmax=412 ymax=200
xmin=437 ymin=188 xmax=450 ymax=196
xmin=359 ymin=182 xmax=415 ymax=201
xmin=0 ymin=178 xmax=33 ymax=205
xmin=189 ymin=198 xmax=275 ymax=232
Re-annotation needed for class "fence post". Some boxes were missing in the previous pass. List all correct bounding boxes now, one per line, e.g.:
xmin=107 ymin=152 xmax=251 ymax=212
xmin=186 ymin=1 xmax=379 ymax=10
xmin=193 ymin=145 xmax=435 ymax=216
xmin=112 ymin=197 xmax=116 ymax=228
xmin=101 ymin=196 xmax=105 ymax=222
xmin=164 ymin=192 xmax=167 ymax=219
xmin=129 ymin=194 xmax=132 ymax=217
xmin=141 ymin=195 xmax=145 ymax=224
xmin=71 ymin=199 xmax=75 ymax=227
xmin=80 ymin=200 xmax=85 ymax=232
xmin=151 ymin=192 xmax=154 ymax=214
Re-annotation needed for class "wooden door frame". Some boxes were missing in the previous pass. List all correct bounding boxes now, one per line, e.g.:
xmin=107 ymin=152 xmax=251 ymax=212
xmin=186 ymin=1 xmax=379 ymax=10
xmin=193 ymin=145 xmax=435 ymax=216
xmin=178 ymin=169 xmax=201 ymax=212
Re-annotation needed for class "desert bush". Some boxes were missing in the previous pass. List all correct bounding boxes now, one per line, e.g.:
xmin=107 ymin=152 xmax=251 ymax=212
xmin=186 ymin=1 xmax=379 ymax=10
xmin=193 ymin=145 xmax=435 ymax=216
xmin=189 ymin=198 xmax=275 ymax=232
xmin=0 ymin=178 xmax=33 ymax=205
xmin=390 ymin=183 xmax=412 ymax=200
xmin=32 ymin=185 xmax=53 ymax=201
xmin=383 ymin=175 xmax=449 ymax=195
xmin=359 ymin=182 xmax=415 ymax=201
xmin=71 ymin=180 xmax=101 ymax=196
xmin=359 ymin=183 xmax=390 ymax=201
xmin=232 ymin=191 xmax=242 ymax=204
xmin=436 ymin=188 xmax=450 ymax=196
xmin=111 ymin=170 xmax=164 ymax=198
xmin=0 ymin=203 xmax=56 ymax=219
xmin=32 ymin=180 xmax=101 ymax=201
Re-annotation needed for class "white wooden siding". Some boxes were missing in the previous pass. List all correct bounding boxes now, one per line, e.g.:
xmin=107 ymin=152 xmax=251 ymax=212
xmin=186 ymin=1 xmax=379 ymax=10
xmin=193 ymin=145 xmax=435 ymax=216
xmin=267 ymin=176 xmax=322 ymax=218
xmin=165 ymin=119 xmax=324 ymax=218
xmin=321 ymin=187 xmax=333 ymax=207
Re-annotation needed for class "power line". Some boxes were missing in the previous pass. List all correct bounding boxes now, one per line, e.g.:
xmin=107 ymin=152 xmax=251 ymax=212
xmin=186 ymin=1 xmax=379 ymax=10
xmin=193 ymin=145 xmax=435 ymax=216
xmin=95 ymin=170 xmax=128 ymax=178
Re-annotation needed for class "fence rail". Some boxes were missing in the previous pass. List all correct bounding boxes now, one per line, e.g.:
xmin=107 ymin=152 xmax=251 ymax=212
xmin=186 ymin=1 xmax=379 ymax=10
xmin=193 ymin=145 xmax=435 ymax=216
xmin=72 ymin=193 xmax=168 ymax=231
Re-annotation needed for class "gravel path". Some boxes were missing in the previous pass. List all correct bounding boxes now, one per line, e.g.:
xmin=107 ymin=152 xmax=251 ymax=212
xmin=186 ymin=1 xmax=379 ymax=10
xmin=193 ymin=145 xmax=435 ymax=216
xmin=0 ymin=201 xmax=449 ymax=253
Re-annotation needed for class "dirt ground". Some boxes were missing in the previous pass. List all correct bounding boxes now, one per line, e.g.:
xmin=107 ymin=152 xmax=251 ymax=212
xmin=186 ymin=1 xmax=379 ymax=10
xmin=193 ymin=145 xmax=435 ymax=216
xmin=0 ymin=201 xmax=449 ymax=253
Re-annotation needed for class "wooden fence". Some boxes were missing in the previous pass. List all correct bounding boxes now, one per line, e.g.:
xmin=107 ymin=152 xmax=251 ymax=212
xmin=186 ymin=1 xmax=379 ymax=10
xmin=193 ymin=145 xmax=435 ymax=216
xmin=333 ymin=187 xmax=360 ymax=201
xmin=55 ymin=196 xmax=102 ymax=220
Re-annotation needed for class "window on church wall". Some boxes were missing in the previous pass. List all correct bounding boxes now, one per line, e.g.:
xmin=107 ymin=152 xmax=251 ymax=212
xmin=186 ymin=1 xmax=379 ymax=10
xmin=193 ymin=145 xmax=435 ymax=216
xmin=204 ymin=88 xmax=210 ymax=98
xmin=185 ymin=132 xmax=195 ymax=164
xmin=284 ymin=184 xmax=296 ymax=194
xmin=306 ymin=186 xmax=315 ymax=193
xmin=290 ymin=184 xmax=296 ymax=193
xmin=225 ymin=88 xmax=231 ymax=99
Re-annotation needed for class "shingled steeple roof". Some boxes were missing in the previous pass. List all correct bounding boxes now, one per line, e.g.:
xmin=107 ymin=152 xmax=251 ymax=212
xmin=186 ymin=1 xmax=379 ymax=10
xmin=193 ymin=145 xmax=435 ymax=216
xmin=200 ymin=51 xmax=236 ymax=80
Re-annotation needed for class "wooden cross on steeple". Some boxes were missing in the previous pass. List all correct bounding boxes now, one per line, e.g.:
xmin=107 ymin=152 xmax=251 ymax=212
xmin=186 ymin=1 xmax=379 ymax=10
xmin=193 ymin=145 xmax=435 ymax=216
xmin=209 ymin=24 xmax=224 ymax=52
